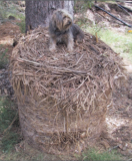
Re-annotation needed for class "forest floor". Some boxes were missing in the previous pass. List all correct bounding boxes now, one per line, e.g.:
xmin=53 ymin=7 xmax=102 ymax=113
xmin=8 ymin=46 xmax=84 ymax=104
xmin=0 ymin=1 xmax=132 ymax=160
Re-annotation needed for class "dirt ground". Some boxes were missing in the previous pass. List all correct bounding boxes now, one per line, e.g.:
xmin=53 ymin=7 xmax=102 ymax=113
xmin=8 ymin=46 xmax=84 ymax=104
xmin=0 ymin=21 xmax=21 ymax=54
xmin=92 ymin=2 xmax=132 ymax=158
xmin=0 ymin=21 xmax=21 ymax=97
xmin=0 ymin=1 xmax=132 ymax=160
xmin=84 ymin=2 xmax=132 ymax=158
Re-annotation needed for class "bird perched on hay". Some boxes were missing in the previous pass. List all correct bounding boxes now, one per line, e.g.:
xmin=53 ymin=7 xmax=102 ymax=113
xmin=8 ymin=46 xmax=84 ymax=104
xmin=49 ymin=9 xmax=84 ymax=52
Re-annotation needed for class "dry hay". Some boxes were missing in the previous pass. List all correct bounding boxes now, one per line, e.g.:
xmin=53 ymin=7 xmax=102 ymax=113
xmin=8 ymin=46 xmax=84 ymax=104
xmin=10 ymin=26 xmax=126 ymax=154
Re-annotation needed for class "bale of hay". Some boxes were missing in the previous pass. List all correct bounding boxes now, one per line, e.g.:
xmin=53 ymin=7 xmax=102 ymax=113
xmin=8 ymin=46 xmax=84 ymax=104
xmin=10 ymin=26 xmax=126 ymax=154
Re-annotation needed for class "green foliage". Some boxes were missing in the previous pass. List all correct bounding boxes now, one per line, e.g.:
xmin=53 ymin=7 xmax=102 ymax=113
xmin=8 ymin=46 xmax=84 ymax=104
xmin=0 ymin=1 xmax=25 ymax=21
xmin=82 ymin=148 xmax=122 ymax=161
xmin=100 ymin=29 xmax=132 ymax=52
xmin=1 ymin=132 xmax=20 ymax=153
xmin=85 ymin=25 xmax=132 ymax=63
xmin=75 ymin=0 xmax=94 ymax=27
xmin=83 ymin=0 xmax=93 ymax=10
xmin=33 ymin=153 xmax=45 ymax=161
xmin=0 ymin=46 xmax=8 ymax=69
xmin=74 ymin=0 xmax=93 ymax=14
xmin=17 ymin=19 xmax=25 ymax=33
xmin=0 ymin=1 xmax=25 ymax=33
xmin=0 ymin=97 xmax=20 ymax=152
xmin=0 ymin=3 xmax=6 ymax=20
xmin=0 ymin=97 xmax=17 ymax=133
xmin=77 ymin=18 xmax=88 ymax=26
xmin=86 ymin=23 xmax=104 ymax=36
xmin=100 ymin=29 xmax=132 ymax=63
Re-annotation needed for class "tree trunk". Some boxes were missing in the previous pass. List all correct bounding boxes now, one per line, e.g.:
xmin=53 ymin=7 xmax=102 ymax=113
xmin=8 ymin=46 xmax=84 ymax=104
xmin=25 ymin=0 xmax=74 ymax=32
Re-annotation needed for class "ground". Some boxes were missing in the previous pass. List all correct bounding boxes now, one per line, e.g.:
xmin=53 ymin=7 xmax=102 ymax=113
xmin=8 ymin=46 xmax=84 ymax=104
xmin=0 ymin=1 xmax=132 ymax=160
xmin=89 ymin=2 xmax=132 ymax=158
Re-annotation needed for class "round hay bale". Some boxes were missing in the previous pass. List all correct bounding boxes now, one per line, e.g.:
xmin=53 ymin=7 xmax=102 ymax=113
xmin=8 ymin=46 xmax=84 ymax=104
xmin=10 ymin=26 xmax=126 ymax=154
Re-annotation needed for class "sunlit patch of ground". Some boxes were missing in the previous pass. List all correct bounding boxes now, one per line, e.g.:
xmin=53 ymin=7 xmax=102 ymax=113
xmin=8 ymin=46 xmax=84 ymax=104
xmin=0 ymin=36 xmax=13 ymax=45
xmin=0 ymin=21 xmax=21 ymax=56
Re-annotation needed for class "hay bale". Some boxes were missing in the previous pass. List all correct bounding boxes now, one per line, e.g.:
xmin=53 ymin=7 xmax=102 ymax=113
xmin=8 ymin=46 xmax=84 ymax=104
xmin=10 ymin=26 xmax=126 ymax=154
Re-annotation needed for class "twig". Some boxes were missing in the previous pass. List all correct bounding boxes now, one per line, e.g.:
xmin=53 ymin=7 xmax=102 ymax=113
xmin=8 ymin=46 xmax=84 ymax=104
xmin=96 ymin=11 xmax=111 ymax=22
xmin=3 ymin=111 xmax=18 ymax=134
xmin=108 ymin=144 xmax=120 ymax=151
xmin=75 ymin=53 xmax=84 ymax=66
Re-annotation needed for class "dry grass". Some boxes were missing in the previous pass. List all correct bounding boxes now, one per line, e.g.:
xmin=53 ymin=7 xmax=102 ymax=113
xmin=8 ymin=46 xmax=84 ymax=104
xmin=10 ymin=26 xmax=126 ymax=154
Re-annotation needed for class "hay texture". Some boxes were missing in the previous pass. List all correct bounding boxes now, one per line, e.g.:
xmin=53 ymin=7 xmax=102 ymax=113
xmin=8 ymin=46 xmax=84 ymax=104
xmin=10 ymin=26 xmax=126 ymax=154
